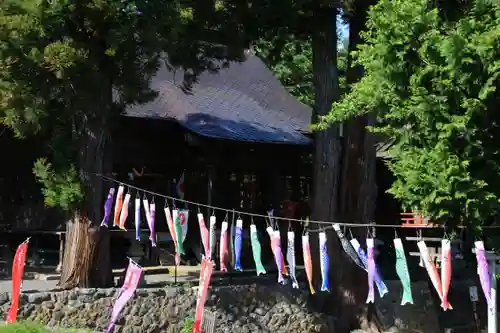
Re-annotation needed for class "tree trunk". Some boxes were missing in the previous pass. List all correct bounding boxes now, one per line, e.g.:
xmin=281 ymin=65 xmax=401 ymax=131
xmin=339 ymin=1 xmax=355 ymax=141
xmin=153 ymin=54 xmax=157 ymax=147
xmin=309 ymin=5 xmax=347 ymax=326
xmin=337 ymin=4 xmax=380 ymax=332
xmin=310 ymin=8 xmax=341 ymax=231
xmin=59 ymin=102 xmax=113 ymax=288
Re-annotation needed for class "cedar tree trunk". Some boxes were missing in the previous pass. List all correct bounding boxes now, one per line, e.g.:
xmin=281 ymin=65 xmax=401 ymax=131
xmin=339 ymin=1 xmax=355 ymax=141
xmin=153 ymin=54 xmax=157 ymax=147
xmin=59 ymin=103 xmax=113 ymax=288
xmin=309 ymin=6 xmax=347 ymax=329
xmin=337 ymin=3 xmax=380 ymax=332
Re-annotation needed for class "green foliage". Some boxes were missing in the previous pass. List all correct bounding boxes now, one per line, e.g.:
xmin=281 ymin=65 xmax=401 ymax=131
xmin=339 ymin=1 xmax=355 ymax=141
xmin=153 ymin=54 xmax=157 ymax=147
xmin=0 ymin=0 xmax=253 ymax=210
xmin=255 ymin=38 xmax=314 ymax=106
xmin=320 ymin=0 xmax=500 ymax=227
xmin=180 ymin=316 xmax=195 ymax=333
xmin=33 ymin=158 xmax=82 ymax=210
xmin=254 ymin=35 xmax=348 ymax=107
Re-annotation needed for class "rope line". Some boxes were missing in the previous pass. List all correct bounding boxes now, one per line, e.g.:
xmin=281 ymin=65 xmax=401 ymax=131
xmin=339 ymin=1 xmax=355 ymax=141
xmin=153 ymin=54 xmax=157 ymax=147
xmin=95 ymin=173 xmax=500 ymax=230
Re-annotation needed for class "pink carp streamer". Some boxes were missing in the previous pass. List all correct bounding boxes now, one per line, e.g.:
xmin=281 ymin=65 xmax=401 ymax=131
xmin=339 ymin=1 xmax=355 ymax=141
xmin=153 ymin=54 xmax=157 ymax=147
xmin=302 ymin=234 xmax=315 ymax=294
xmin=267 ymin=227 xmax=285 ymax=285
xmin=440 ymin=239 xmax=452 ymax=310
xmin=475 ymin=241 xmax=492 ymax=307
xmin=165 ymin=206 xmax=177 ymax=252
xmin=366 ymin=238 xmax=375 ymax=303
xmin=417 ymin=241 xmax=452 ymax=310
xmin=113 ymin=186 xmax=125 ymax=226
xmin=101 ymin=188 xmax=115 ymax=227
xmin=118 ymin=193 xmax=130 ymax=231
xmin=198 ymin=213 xmax=210 ymax=260
xmin=220 ymin=221 xmax=229 ymax=272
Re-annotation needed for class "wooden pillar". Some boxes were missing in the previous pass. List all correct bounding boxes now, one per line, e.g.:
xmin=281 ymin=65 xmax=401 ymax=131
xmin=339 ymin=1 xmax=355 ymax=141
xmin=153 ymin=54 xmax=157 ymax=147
xmin=56 ymin=232 xmax=64 ymax=273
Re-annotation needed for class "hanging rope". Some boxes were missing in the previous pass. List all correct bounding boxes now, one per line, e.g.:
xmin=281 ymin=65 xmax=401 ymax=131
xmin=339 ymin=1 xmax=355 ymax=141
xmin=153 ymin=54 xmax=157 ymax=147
xmin=93 ymin=173 xmax=500 ymax=231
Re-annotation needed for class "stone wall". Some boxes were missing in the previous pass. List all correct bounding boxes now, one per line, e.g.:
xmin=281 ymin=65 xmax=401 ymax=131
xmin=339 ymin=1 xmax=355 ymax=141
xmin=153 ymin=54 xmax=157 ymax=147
xmin=375 ymin=281 xmax=440 ymax=333
xmin=0 ymin=284 xmax=333 ymax=333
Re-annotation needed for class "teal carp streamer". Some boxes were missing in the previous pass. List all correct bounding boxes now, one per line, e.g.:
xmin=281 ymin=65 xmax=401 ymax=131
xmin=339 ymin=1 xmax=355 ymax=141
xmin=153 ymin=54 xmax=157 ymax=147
xmin=394 ymin=238 xmax=413 ymax=305
xmin=250 ymin=224 xmax=266 ymax=275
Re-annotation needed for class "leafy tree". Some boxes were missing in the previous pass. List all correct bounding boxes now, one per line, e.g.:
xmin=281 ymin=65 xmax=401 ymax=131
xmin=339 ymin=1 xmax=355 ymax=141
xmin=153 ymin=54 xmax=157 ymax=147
xmin=255 ymin=38 xmax=314 ymax=106
xmin=320 ymin=0 xmax=500 ymax=228
xmin=254 ymin=30 xmax=348 ymax=107
xmin=254 ymin=6 xmax=384 ymax=331
xmin=0 ymin=0 xmax=250 ymax=288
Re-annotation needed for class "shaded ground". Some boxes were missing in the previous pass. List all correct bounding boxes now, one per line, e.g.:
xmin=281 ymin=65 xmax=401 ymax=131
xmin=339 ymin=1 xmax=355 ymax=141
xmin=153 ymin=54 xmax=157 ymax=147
xmin=0 ymin=265 xmax=303 ymax=293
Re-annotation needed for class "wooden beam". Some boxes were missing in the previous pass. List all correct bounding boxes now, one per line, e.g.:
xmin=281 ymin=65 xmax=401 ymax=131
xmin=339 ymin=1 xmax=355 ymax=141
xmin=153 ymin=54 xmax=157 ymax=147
xmin=405 ymin=237 xmax=462 ymax=242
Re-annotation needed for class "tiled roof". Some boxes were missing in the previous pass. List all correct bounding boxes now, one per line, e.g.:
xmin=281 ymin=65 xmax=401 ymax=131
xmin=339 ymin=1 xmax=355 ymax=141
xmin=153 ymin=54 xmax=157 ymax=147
xmin=125 ymin=55 xmax=312 ymax=145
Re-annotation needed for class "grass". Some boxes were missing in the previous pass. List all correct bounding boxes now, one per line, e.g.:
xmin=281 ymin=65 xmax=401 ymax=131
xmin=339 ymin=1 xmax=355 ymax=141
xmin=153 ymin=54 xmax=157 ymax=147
xmin=0 ymin=322 xmax=92 ymax=332
xmin=180 ymin=317 xmax=194 ymax=333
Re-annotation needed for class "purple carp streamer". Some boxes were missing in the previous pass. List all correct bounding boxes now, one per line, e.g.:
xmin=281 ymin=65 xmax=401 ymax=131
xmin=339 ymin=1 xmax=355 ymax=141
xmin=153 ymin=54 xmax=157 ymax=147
xmin=350 ymin=238 xmax=388 ymax=297
xmin=234 ymin=219 xmax=243 ymax=271
xmin=475 ymin=241 xmax=492 ymax=307
xmin=101 ymin=188 xmax=115 ymax=227
xmin=286 ymin=231 xmax=299 ymax=289
xmin=220 ymin=221 xmax=229 ymax=272
xmin=134 ymin=198 xmax=141 ymax=241
xmin=366 ymin=238 xmax=375 ymax=303
xmin=149 ymin=203 xmax=156 ymax=247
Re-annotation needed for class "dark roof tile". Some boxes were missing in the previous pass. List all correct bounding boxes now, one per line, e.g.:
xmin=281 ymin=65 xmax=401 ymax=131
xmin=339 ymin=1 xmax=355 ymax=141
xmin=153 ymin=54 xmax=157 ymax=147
xmin=126 ymin=55 xmax=312 ymax=145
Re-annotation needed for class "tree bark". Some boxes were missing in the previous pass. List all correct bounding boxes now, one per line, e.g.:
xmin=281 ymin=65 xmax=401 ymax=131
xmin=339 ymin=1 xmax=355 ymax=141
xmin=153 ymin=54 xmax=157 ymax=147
xmin=337 ymin=3 xmax=380 ymax=332
xmin=310 ymin=8 xmax=341 ymax=231
xmin=309 ymin=5 xmax=347 ymax=327
xmin=59 ymin=98 xmax=113 ymax=288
